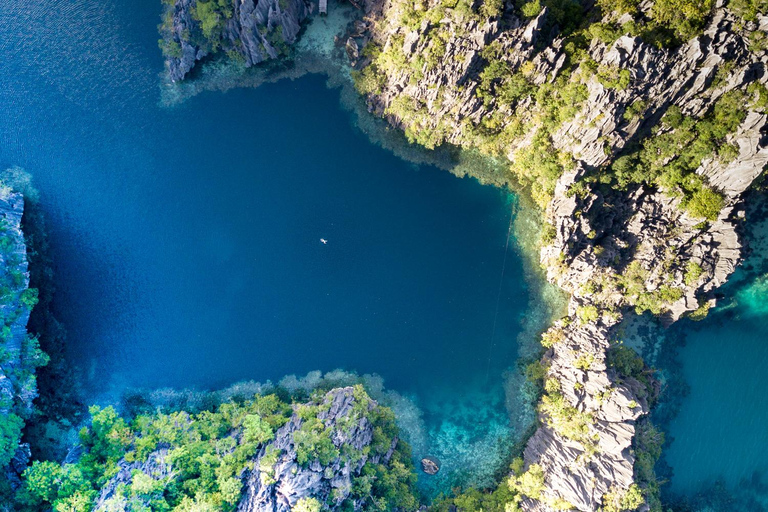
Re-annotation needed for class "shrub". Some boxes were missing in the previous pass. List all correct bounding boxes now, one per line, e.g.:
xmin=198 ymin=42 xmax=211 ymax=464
xmin=729 ymin=0 xmax=768 ymax=20
xmin=602 ymin=483 xmax=645 ymax=512
xmin=686 ymin=186 xmax=724 ymax=220
xmin=684 ymin=261 xmax=704 ymax=285
xmin=510 ymin=463 xmax=545 ymax=499
xmin=0 ymin=413 xmax=23 ymax=467
xmin=293 ymin=497 xmax=322 ymax=512
xmin=191 ymin=0 xmax=233 ymax=48
xmin=576 ymin=305 xmax=599 ymax=324
xmin=651 ymin=0 xmax=714 ymax=42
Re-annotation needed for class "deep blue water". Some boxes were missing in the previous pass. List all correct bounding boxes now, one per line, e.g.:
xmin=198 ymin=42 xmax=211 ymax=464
xmin=660 ymin=215 xmax=768 ymax=508
xmin=0 ymin=0 xmax=533 ymax=491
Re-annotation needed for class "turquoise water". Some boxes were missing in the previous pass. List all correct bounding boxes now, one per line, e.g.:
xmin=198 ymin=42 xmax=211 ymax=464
xmin=0 ymin=0 xmax=546 ymax=493
xmin=658 ymin=204 xmax=768 ymax=509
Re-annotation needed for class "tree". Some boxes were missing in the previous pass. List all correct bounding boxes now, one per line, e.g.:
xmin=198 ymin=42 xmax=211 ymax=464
xmin=0 ymin=413 xmax=23 ymax=467
xmin=292 ymin=497 xmax=322 ymax=512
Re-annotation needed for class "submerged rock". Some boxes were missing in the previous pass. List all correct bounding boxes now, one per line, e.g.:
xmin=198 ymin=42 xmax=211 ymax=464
xmin=420 ymin=456 xmax=441 ymax=475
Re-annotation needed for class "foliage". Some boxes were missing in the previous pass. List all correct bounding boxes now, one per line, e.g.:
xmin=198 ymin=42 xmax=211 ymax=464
xmin=684 ymin=261 xmax=704 ymax=286
xmin=576 ymin=305 xmax=599 ymax=324
xmin=596 ymin=0 xmax=638 ymax=16
xmin=18 ymin=396 xmax=290 ymax=510
xmin=0 ymin=413 xmax=24 ymax=467
xmin=607 ymin=346 xmax=644 ymax=380
xmin=191 ymin=0 xmax=233 ymax=50
xmin=606 ymin=91 xmax=746 ymax=218
xmin=293 ymin=497 xmax=322 ymax=512
xmin=601 ymin=483 xmax=645 ymax=512
xmin=431 ymin=482 xmax=519 ymax=511
xmin=728 ymin=0 xmax=768 ymax=21
xmin=539 ymin=383 xmax=597 ymax=453
xmin=16 ymin=387 xmax=418 ymax=511
xmin=650 ymin=0 xmax=714 ymax=42
xmin=541 ymin=326 xmax=565 ymax=349
xmin=509 ymin=463 xmax=545 ymax=500
xmin=686 ymin=187 xmax=724 ymax=221
xmin=515 ymin=0 xmax=585 ymax=34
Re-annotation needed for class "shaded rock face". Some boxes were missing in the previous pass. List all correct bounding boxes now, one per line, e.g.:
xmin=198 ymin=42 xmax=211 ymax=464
xmin=164 ymin=0 xmax=314 ymax=82
xmin=0 ymin=189 xmax=35 ymax=487
xmin=0 ymin=190 xmax=31 ymax=417
xmin=238 ymin=387 xmax=395 ymax=511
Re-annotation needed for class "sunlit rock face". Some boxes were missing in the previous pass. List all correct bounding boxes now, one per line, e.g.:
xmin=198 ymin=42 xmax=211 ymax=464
xmin=163 ymin=0 xmax=314 ymax=82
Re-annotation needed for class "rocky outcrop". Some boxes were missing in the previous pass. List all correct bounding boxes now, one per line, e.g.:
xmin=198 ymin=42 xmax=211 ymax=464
xmin=162 ymin=0 xmax=314 ymax=82
xmin=93 ymin=387 xmax=400 ymax=512
xmin=238 ymin=387 xmax=395 ymax=511
xmin=346 ymin=0 xmax=768 ymax=508
xmin=0 ymin=190 xmax=31 ymax=416
xmin=0 ymin=186 xmax=39 ymax=489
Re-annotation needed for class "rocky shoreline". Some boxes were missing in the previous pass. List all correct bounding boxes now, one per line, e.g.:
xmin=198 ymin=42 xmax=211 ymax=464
xmin=0 ymin=174 xmax=47 ymax=494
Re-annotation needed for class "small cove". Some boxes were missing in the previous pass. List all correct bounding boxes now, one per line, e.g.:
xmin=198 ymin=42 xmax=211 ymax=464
xmin=655 ymin=203 xmax=768 ymax=508
xmin=0 ymin=0 xmax=554 ymax=494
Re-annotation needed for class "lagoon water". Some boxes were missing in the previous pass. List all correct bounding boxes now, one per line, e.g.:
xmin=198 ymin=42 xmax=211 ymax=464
xmin=660 ymin=213 xmax=768 ymax=508
xmin=0 ymin=0 xmax=540 ymax=493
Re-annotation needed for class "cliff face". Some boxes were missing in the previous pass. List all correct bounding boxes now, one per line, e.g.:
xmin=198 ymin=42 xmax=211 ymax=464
xmin=0 ymin=186 xmax=41 ymax=490
xmin=0 ymin=190 xmax=32 ymax=416
xmin=237 ymin=387 xmax=397 ymax=511
xmin=162 ymin=0 xmax=314 ymax=82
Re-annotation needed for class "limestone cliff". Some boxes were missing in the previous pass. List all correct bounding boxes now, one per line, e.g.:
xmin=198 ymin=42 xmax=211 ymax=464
xmin=346 ymin=0 xmax=768 ymax=509
xmin=161 ymin=0 xmax=314 ymax=82
xmin=0 ymin=185 xmax=42 ymax=489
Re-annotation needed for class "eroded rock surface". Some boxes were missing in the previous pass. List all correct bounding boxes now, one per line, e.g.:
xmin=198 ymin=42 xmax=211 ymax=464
xmin=162 ymin=0 xmax=314 ymax=81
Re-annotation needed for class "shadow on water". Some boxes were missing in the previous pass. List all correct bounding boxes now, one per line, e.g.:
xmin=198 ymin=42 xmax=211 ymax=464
xmin=631 ymin=192 xmax=768 ymax=510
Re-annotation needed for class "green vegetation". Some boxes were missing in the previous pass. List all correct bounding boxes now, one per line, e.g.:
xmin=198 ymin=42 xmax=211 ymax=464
xmin=729 ymin=0 xmax=768 ymax=21
xmin=576 ymin=304 xmax=599 ymax=324
xmin=609 ymin=261 xmax=685 ymax=315
xmin=539 ymin=379 xmax=597 ymax=454
xmin=293 ymin=497 xmax=322 ymax=512
xmin=604 ymin=92 xmax=748 ymax=219
xmin=0 ymin=413 xmax=24 ymax=468
xmin=191 ymin=0 xmax=233 ymax=50
xmin=540 ymin=326 xmax=565 ymax=348
xmin=632 ymin=421 xmax=665 ymax=511
xmin=0 ymin=191 xmax=48 ymax=504
xmin=650 ymin=0 xmax=714 ymax=42
xmin=601 ymin=483 xmax=645 ymax=512
xmin=15 ymin=386 xmax=418 ymax=511
xmin=684 ymin=261 xmax=704 ymax=285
